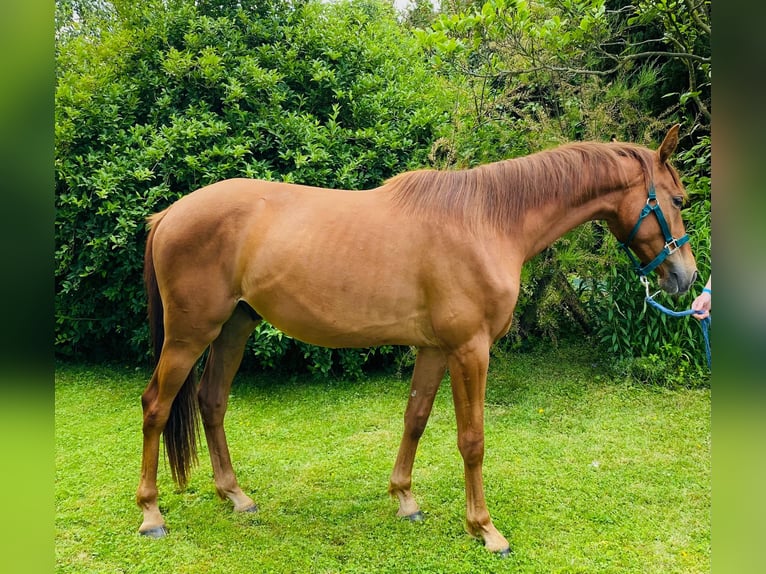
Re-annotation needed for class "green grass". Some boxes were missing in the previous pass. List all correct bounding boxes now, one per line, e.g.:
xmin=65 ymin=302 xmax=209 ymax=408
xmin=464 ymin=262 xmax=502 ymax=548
xmin=55 ymin=344 xmax=710 ymax=573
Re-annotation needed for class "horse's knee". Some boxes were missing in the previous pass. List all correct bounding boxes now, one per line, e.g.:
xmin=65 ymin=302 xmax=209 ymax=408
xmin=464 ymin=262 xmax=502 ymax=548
xmin=457 ymin=430 xmax=484 ymax=465
xmin=406 ymin=413 xmax=429 ymax=441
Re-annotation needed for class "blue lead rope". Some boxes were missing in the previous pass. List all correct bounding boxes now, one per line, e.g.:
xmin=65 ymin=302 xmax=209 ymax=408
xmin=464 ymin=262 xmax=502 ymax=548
xmin=641 ymin=277 xmax=711 ymax=370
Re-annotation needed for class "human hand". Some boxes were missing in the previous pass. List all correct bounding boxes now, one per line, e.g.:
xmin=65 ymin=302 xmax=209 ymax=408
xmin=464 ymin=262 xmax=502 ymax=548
xmin=691 ymin=287 xmax=711 ymax=320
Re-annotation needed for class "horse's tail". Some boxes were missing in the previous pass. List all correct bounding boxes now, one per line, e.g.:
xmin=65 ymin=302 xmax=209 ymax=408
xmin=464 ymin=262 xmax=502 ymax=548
xmin=144 ymin=210 xmax=200 ymax=489
xmin=144 ymin=212 xmax=166 ymax=365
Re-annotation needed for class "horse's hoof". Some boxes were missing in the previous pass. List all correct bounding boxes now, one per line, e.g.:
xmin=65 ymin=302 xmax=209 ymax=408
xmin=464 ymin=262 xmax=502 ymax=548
xmin=496 ymin=546 xmax=511 ymax=558
xmin=241 ymin=504 xmax=259 ymax=514
xmin=404 ymin=510 xmax=425 ymax=522
xmin=139 ymin=525 xmax=168 ymax=539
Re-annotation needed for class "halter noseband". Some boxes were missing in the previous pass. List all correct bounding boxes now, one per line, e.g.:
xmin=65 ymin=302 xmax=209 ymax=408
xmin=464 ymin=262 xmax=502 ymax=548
xmin=619 ymin=183 xmax=689 ymax=276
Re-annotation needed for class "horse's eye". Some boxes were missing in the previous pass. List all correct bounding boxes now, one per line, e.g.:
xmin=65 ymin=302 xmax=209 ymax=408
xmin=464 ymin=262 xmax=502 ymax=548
xmin=672 ymin=196 xmax=684 ymax=208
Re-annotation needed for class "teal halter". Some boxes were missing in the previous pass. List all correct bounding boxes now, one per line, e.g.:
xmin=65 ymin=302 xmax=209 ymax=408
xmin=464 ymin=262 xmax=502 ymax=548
xmin=619 ymin=184 xmax=689 ymax=276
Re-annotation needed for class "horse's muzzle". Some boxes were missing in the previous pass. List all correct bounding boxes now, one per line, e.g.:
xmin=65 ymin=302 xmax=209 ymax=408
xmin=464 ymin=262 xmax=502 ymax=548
xmin=660 ymin=267 xmax=697 ymax=295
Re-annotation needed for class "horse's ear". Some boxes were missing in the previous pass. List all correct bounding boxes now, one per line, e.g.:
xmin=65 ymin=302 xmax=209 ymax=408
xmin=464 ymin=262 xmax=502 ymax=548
xmin=658 ymin=124 xmax=680 ymax=164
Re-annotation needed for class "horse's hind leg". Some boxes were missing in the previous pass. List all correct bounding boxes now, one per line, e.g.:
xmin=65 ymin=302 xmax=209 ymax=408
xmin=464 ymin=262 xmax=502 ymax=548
xmin=137 ymin=340 xmax=209 ymax=537
xmin=198 ymin=302 xmax=260 ymax=512
xmin=388 ymin=347 xmax=447 ymax=520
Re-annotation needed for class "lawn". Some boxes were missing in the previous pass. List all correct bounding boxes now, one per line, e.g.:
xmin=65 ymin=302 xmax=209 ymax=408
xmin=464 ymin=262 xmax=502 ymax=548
xmin=55 ymin=344 xmax=710 ymax=573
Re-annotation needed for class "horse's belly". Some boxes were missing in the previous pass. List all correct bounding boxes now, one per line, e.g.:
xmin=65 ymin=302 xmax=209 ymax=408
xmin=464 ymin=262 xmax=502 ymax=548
xmin=249 ymin=289 xmax=435 ymax=349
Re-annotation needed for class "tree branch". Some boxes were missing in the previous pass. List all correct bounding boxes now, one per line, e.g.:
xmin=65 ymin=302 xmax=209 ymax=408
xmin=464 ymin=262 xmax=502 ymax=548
xmin=453 ymin=45 xmax=710 ymax=81
xmin=683 ymin=0 xmax=711 ymax=36
xmin=622 ymin=51 xmax=710 ymax=63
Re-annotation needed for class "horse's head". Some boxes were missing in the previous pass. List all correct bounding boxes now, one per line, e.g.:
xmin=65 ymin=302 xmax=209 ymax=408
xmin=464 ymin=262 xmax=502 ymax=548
xmin=610 ymin=124 xmax=698 ymax=294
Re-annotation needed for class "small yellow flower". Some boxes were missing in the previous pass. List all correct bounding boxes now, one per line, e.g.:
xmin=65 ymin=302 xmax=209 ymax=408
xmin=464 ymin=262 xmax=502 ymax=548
xmin=538 ymin=408 xmax=544 ymax=414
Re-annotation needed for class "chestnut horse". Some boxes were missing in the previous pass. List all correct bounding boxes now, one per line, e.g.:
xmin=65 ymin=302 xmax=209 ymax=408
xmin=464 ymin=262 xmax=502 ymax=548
xmin=137 ymin=125 xmax=697 ymax=555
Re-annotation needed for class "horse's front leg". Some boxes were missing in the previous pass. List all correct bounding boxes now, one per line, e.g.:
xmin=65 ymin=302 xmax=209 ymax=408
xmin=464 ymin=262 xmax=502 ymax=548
xmin=448 ymin=341 xmax=510 ymax=556
xmin=388 ymin=347 xmax=447 ymax=520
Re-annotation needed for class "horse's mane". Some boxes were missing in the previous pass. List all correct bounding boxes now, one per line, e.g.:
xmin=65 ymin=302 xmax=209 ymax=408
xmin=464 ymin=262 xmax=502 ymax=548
xmin=386 ymin=142 xmax=660 ymax=232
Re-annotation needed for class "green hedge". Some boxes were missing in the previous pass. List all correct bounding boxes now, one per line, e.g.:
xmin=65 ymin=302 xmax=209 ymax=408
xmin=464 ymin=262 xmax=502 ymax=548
xmin=55 ymin=0 xmax=711 ymax=382
xmin=55 ymin=0 xmax=450 ymax=373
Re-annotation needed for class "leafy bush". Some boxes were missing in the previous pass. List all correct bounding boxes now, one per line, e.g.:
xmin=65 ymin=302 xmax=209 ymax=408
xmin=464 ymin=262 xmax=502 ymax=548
xmin=55 ymin=0 xmax=450 ymax=374
xmin=410 ymin=0 xmax=711 ymax=382
xmin=56 ymin=0 xmax=711 ymax=383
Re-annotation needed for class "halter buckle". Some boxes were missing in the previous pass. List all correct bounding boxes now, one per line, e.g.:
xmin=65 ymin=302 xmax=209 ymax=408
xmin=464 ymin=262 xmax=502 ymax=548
xmin=664 ymin=237 xmax=681 ymax=255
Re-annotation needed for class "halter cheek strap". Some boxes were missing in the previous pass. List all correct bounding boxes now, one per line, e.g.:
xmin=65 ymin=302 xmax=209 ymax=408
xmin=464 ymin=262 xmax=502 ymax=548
xmin=619 ymin=184 xmax=689 ymax=276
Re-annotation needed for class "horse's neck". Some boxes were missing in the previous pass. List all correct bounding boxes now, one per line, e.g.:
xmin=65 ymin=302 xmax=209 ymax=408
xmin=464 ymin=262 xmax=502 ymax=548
xmin=516 ymin=187 xmax=620 ymax=262
xmin=496 ymin=143 xmax=643 ymax=261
